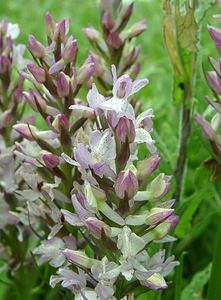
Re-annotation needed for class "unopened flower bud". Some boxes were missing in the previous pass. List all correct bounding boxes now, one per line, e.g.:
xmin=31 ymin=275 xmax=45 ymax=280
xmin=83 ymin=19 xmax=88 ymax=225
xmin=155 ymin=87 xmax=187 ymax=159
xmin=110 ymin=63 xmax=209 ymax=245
xmin=128 ymin=19 xmax=147 ymax=38
xmin=57 ymin=72 xmax=69 ymax=97
xmin=107 ymin=32 xmax=122 ymax=49
xmin=53 ymin=19 xmax=66 ymax=42
xmin=28 ymin=35 xmax=45 ymax=58
xmin=208 ymin=24 xmax=221 ymax=55
xmin=13 ymin=123 xmax=37 ymax=141
xmin=207 ymin=71 xmax=221 ymax=94
xmin=115 ymin=170 xmax=138 ymax=199
xmin=115 ymin=117 xmax=135 ymax=143
xmin=125 ymin=46 xmax=140 ymax=66
xmin=145 ymin=208 xmax=174 ymax=225
xmin=0 ymin=110 xmax=12 ymax=129
xmin=83 ymin=27 xmax=100 ymax=42
xmin=85 ymin=217 xmax=110 ymax=239
xmin=194 ymin=114 xmax=217 ymax=142
xmin=101 ymin=11 xmax=114 ymax=31
xmin=27 ymin=64 xmax=46 ymax=83
xmin=130 ymin=62 xmax=141 ymax=78
xmin=62 ymin=249 xmax=95 ymax=269
xmin=0 ymin=56 xmax=10 ymax=73
xmin=77 ymin=62 xmax=95 ymax=84
xmin=52 ymin=114 xmax=69 ymax=132
xmin=63 ymin=38 xmax=78 ymax=64
xmin=137 ymin=153 xmax=160 ymax=180
xmin=42 ymin=152 xmax=60 ymax=169
xmin=45 ymin=12 xmax=56 ymax=39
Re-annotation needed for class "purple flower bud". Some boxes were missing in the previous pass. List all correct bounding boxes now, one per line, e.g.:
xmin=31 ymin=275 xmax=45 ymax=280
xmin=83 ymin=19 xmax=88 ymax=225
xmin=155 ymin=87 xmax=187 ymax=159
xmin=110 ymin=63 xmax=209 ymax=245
xmin=77 ymin=62 xmax=95 ymax=85
xmin=0 ymin=56 xmax=10 ymax=73
xmin=83 ymin=27 xmax=100 ymax=42
xmin=115 ymin=117 xmax=135 ymax=143
xmin=27 ymin=64 xmax=46 ymax=83
xmin=101 ymin=11 xmax=114 ymax=31
xmin=207 ymin=71 xmax=221 ymax=94
xmin=137 ymin=153 xmax=160 ymax=180
xmin=115 ymin=170 xmax=138 ymax=199
xmin=130 ymin=62 xmax=141 ymax=78
xmin=52 ymin=114 xmax=69 ymax=132
xmin=23 ymin=89 xmax=47 ymax=112
xmin=146 ymin=208 xmax=174 ymax=226
xmin=125 ymin=46 xmax=140 ymax=67
xmin=49 ymin=59 xmax=64 ymax=74
xmin=42 ymin=152 xmax=60 ymax=169
xmin=13 ymin=123 xmax=36 ymax=141
xmin=63 ymin=39 xmax=78 ymax=64
xmin=1 ymin=19 xmax=8 ymax=35
xmin=194 ymin=114 xmax=217 ymax=141
xmin=62 ymin=249 xmax=95 ymax=268
xmin=85 ymin=217 xmax=109 ymax=239
xmin=0 ymin=110 xmax=12 ymax=129
xmin=45 ymin=12 xmax=56 ymax=39
xmin=167 ymin=215 xmax=179 ymax=229
xmin=128 ymin=19 xmax=147 ymax=38
xmin=121 ymin=3 xmax=134 ymax=24
xmin=208 ymin=25 xmax=221 ymax=55
xmin=57 ymin=72 xmax=69 ymax=97
xmin=28 ymin=35 xmax=45 ymax=58
xmin=107 ymin=32 xmax=122 ymax=49
xmin=53 ymin=19 xmax=66 ymax=42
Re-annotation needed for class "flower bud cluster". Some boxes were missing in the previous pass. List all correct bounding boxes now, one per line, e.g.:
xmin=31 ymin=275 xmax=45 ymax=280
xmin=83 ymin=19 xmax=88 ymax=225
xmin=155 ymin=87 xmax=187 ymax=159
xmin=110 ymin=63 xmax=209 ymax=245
xmin=195 ymin=15 xmax=221 ymax=180
xmin=0 ymin=19 xmax=30 ymax=273
xmin=15 ymin=62 xmax=179 ymax=298
xmin=83 ymin=0 xmax=147 ymax=95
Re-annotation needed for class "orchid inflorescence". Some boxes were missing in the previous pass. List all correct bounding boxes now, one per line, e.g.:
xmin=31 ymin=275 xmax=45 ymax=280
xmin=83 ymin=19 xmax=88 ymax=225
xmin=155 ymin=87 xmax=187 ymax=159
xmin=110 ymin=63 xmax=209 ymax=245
xmin=0 ymin=18 xmax=32 ymax=273
xmin=195 ymin=14 xmax=221 ymax=180
xmin=0 ymin=4 xmax=178 ymax=299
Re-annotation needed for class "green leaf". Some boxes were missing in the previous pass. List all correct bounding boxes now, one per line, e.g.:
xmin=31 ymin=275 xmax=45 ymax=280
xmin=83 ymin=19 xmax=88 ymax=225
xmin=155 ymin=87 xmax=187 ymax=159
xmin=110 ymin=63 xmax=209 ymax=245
xmin=181 ymin=263 xmax=211 ymax=300
xmin=207 ymin=212 xmax=221 ymax=300
xmin=175 ymin=187 xmax=210 ymax=239
xmin=175 ymin=252 xmax=187 ymax=300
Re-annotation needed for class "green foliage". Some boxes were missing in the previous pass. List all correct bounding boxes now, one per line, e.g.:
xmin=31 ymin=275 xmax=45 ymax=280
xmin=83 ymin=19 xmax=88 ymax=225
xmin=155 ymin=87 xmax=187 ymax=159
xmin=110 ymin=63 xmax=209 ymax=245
xmin=181 ymin=263 xmax=211 ymax=300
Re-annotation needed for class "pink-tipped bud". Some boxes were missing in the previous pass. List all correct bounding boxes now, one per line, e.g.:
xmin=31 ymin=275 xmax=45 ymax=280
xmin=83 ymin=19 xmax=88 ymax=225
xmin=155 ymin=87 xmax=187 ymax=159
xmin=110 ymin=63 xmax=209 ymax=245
xmin=62 ymin=249 xmax=95 ymax=269
xmin=63 ymin=39 xmax=78 ymax=64
xmin=0 ymin=110 xmax=12 ymax=129
xmin=121 ymin=3 xmax=134 ymax=24
xmin=107 ymin=32 xmax=122 ymax=49
xmin=101 ymin=11 xmax=114 ymax=31
xmin=125 ymin=46 xmax=140 ymax=66
xmin=115 ymin=170 xmax=138 ymax=200
xmin=77 ymin=62 xmax=95 ymax=84
xmin=42 ymin=152 xmax=60 ymax=169
xmin=57 ymin=72 xmax=69 ymax=97
xmin=128 ymin=19 xmax=147 ymax=38
xmin=52 ymin=114 xmax=69 ymax=132
xmin=1 ymin=19 xmax=8 ymax=35
xmin=83 ymin=27 xmax=100 ymax=42
xmin=45 ymin=12 xmax=56 ymax=38
xmin=115 ymin=117 xmax=135 ymax=143
xmin=146 ymin=208 xmax=174 ymax=226
xmin=49 ymin=59 xmax=64 ymax=74
xmin=137 ymin=153 xmax=160 ymax=180
xmin=207 ymin=71 xmax=221 ymax=94
xmin=0 ymin=56 xmax=10 ymax=74
xmin=23 ymin=89 xmax=47 ymax=112
xmin=28 ymin=35 xmax=45 ymax=58
xmin=13 ymin=123 xmax=36 ymax=141
xmin=53 ymin=19 xmax=66 ymax=42
xmin=27 ymin=64 xmax=46 ymax=83
xmin=194 ymin=114 xmax=217 ymax=142
xmin=130 ymin=62 xmax=140 ymax=78
xmin=85 ymin=217 xmax=110 ymax=239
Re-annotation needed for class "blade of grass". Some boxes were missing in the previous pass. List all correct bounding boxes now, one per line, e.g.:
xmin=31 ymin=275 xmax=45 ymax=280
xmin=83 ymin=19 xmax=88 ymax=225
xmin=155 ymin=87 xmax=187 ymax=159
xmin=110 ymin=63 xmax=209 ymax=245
xmin=207 ymin=211 xmax=221 ymax=300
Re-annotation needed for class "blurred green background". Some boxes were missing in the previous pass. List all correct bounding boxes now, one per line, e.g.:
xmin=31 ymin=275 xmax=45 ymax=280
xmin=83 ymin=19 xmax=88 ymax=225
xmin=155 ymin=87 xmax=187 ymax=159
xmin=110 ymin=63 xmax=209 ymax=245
xmin=0 ymin=0 xmax=220 ymax=299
